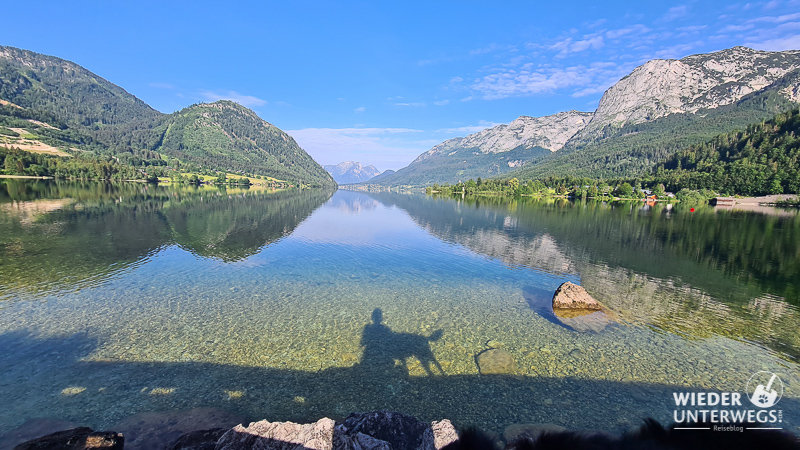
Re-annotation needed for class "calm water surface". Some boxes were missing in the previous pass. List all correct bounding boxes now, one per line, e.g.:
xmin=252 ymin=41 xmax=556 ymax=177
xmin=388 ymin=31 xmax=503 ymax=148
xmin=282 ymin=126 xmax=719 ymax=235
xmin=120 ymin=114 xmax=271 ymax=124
xmin=0 ymin=180 xmax=799 ymax=436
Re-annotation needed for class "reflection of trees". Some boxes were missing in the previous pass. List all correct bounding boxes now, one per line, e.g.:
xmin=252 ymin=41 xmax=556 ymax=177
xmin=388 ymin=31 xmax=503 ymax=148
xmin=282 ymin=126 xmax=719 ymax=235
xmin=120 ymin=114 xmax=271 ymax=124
xmin=364 ymin=192 xmax=800 ymax=360
xmin=163 ymin=188 xmax=334 ymax=261
xmin=0 ymin=180 xmax=333 ymax=296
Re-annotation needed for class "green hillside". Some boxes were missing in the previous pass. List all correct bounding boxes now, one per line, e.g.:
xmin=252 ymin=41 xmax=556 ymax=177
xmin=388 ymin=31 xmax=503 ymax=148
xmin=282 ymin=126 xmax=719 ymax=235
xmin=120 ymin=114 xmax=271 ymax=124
xmin=367 ymin=145 xmax=550 ymax=187
xmin=652 ymin=108 xmax=800 ymax=195
xmin=504 ymin=69 xmax=800 ymax=181
xmin=0 ymin=46 xmax=333 ymax=185
xmin=153 ymin=101 xmax=334 ymax=186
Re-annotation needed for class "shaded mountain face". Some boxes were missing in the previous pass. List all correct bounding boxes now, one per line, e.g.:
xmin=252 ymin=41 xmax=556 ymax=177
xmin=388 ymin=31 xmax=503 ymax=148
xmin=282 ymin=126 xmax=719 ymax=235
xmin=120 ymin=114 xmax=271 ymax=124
xmin=373 ymin=46 xmax=800 ymax=186
xmin=0 ymin=46 xmax=333 ymax=185
xmin=323 ymin=161 xmax=381 ymax=184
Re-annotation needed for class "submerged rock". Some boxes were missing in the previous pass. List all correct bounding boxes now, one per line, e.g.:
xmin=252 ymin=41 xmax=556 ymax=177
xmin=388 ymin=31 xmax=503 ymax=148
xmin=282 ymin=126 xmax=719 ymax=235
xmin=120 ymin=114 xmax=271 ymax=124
xmin=552 ymin=282 xmax=601 ymax=310
xmin=12 ymin=427 xmax=124 ymax=450
xmin=476 ymin=348 xmax=516 ymax=375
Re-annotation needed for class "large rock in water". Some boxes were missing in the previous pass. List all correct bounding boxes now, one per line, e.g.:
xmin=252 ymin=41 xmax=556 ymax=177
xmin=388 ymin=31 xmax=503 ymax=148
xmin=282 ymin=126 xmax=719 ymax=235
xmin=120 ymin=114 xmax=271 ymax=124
xmin=476 ymin=348 xmax=516 ymax=375
xmin=552 ymin=282 xmax=601 ymax=310
xmin=214 ymin=412 xmax=457 ymax=450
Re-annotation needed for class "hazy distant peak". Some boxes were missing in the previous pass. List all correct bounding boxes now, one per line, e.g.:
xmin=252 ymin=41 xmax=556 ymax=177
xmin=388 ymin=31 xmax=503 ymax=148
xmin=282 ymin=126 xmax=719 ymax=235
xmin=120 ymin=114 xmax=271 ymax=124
xmin=324 ymin=161 xmax=381 ymax=184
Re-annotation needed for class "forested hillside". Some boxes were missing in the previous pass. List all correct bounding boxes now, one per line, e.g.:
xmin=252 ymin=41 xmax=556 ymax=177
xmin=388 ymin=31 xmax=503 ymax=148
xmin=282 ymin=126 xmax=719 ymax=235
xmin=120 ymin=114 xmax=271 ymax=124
xmin=153 ymin=101 xmax=334 ymax=186
xmin=652 ymin=108 xmax=800 ymax=195
xmin=0 ymin=46 xmax=333 ymax=185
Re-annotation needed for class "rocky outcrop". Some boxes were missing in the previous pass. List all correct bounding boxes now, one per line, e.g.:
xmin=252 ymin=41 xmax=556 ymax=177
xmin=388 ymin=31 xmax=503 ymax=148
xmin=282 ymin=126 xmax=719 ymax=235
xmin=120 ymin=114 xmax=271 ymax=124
xmin=12 ymin=427 xmax=124 ymax=450
xmin=552 ymin=282 xmax=601 ymax=310
xmin=414 ymin=111 xmax=593 ymax=164
xmin=214 ymin=412 xmax=457 ymax=450
xmin=216 ymin=418 xmax=336 ymax=450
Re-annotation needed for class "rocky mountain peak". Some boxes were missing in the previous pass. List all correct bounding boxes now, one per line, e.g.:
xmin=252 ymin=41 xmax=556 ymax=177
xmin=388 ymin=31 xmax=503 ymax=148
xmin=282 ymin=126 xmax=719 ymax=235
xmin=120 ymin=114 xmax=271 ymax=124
xmin=324 ymin=161 xmax=381 ymax=184
xmin=578 ymin=46 xmax=800 ymax=139
xmin=413 ymin=110 xmax=592 ymax=164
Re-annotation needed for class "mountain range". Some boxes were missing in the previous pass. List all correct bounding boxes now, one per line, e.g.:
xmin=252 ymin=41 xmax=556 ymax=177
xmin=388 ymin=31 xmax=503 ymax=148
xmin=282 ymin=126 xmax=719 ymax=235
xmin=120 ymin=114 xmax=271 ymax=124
xmin=369 ymin=46 xmax=800 ymax=187
xmin=323 ymin=161 xmax=381 ymax=184
xmin=0 ymin=46 xmax=335 ymax=186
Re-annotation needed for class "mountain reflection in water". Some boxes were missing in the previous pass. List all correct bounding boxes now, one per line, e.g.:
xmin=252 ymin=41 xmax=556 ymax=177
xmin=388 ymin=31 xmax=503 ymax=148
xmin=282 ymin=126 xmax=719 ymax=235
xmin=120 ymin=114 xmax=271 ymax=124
xmin=0 ymin=184 xmax=798 ymax=438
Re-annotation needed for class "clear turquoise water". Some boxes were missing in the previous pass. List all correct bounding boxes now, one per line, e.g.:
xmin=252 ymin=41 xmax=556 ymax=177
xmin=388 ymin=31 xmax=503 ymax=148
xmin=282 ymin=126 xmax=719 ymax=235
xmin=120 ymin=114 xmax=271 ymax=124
xmin=0 ymin=181 xmax=798 ymax=436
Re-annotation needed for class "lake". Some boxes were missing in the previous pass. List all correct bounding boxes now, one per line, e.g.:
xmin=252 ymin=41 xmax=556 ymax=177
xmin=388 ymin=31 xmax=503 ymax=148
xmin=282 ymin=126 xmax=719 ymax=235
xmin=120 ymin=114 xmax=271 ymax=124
xmin=0 ymin=180 xmax=798 ymax=437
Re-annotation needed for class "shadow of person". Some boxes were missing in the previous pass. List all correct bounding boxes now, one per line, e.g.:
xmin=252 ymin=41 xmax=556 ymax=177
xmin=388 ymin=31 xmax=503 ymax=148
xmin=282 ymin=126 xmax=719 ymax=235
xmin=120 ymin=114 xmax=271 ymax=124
xmin=359 ymin=308 xmax=445 ymax=377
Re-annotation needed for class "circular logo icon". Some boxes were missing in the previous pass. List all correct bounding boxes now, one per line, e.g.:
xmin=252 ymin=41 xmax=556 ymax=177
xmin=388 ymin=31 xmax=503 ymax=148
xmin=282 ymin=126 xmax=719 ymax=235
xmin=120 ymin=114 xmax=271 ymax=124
xmin=746 ymin=371 xmax=783 ymax=408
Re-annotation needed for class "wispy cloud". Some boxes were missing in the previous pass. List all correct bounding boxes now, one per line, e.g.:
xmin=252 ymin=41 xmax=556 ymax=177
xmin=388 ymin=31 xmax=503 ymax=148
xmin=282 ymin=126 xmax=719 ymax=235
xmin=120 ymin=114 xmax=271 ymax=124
xmin=433 ymin=100 xmax=450 ymax=106
xmin=149 ymin=82 xmax=175 ymax=89
xmin=354 ymin=106 xmax=366 ymax=113
xmin=746 ymin=33 xmax=800 ymax=50
xmin=198 ymin=90 xmax=267 ymax=107
xmin=436 ymin=120 xmax=503 ymax=134
xmin=605 ymin=24 xmax=651 ymax=39
xmin=394 ymin=102 xmax=426 ymax=107
xmin=662 ymin=5 xmax=689 ymax=21
xmin=550 ymin=35 xmax=605 ymax=57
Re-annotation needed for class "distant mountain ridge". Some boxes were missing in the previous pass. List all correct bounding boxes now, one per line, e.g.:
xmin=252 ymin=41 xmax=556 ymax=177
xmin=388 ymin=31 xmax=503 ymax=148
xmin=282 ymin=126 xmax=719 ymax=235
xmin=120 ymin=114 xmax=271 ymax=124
xmin=0 ymin=45 xmax=335 ymax=186
xmin=370 ymin=46 xmax=800 ymax=186
xmin=323 ymin=161 xmax=381 ymax=184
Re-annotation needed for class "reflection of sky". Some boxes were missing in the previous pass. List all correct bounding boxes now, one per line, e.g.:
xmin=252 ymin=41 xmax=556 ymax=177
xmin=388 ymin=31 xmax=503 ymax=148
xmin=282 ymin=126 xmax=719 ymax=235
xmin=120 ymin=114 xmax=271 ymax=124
xmin=289 ymin=191 xmax=434 ymax=247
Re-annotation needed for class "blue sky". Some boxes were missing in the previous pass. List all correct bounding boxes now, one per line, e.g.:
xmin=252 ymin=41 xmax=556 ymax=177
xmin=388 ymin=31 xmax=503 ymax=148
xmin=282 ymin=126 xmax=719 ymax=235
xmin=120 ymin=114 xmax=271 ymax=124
xmin=2 ymin=1 xmax=799 ymax=170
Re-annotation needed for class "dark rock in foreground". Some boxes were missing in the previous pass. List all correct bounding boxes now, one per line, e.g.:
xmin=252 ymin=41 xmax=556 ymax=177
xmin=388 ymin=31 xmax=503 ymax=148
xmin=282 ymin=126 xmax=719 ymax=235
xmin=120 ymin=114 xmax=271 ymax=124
xmin=215 ymin=411 xmax=457 ymax=450
xmin=0 ymin=418 xmax=80 ymax=449
xmin=12 ymin=427 xmax=123 ymax=450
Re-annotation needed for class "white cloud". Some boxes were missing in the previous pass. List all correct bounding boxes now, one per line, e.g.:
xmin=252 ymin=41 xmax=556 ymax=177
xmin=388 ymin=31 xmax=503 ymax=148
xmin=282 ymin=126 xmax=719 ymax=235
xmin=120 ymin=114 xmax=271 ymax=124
xmin=433 ymin=100 xmax=450 ymax=106
xmin=394 ymin=102 xmax=426 ymax=107
xmin=470 ymin=66 xmax=593 ymax=100
xmin=198 ymin=90 xmax=267 ymax=107
xmin=763 ymin=0 xmax=781 ymax=10
xmin=550 ymin=35 xmax=605 ymax=57
xmin=749 ymin=12 xmax=800 ymax=23
xmin=354 ymin=106 xmax=366 ymax=113
xmin=662 ymin=5 xmax=689 ymax=21
xmin=605 ymin=24 xmax=651 ymax=39
xmin=746 ymin=33 xmax=800 ymax=50
xmin=149 ymin=82 xmax=175 ymax=89
xmin=436 ymin=120 xmax=503 ymax=134
xmin=286 ymin=127 xmax=427 ymax=170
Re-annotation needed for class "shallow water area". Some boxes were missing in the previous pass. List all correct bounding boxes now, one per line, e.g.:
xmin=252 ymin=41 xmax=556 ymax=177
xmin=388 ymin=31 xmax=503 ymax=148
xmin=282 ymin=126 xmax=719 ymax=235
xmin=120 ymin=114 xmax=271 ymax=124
xmin=1 ymin=180 xmax=799 ymax=438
